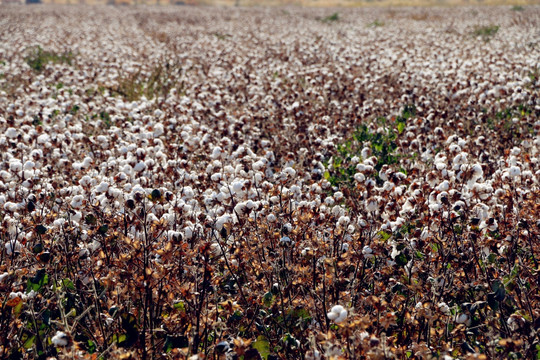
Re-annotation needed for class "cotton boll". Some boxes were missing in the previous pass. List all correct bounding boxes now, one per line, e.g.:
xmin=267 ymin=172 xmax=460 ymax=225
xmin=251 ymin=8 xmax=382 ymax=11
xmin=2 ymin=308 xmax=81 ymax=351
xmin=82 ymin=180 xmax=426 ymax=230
xmin=436 ymin=180 xmax=449 ymax=192
xmin=51 ymin=331 xmax=70 ymax=347
xmin=382 ymin=181 xmax=395 ymax=192
xmin=331 ymin=205 xmax=344 ymax=217
xmin=153 ymin=123 xmax=164 ymax=137
xmin=337 ymin=216 xmax=350 ymax=226
xmin=283 ymin=167 xmax=296 ymax=177
xmin=362 ymin=245 xmax=374 ymax=258
xmin=366 ymin=200 xmax=378 ymax=212
xmin=71 ymin=211 xmax=82 ymax=223
xmin=215 ymin=214 xmax=232 ymax=231
xmin=134 ymin=162 xmax=146 ymax=172
xmin=23 ymin=161 xmax=35 ymax=170
xmin=327 ymin=305 xmax=348 ymax=324
xmin=508 ymin=166 xmax=520 ymax=178
xmin=0 ymin=272 xmax=9 ymax=283
xmin=471 ymin=163 xmax=483 ymax=179
xmin=279 ymin=236 xmax=292 ymax=247
xmin=9 ymin=160 xmax=22 ymax=172
xmin=6 ymin=128 xmax=18 ymax=139
xmin=354 ymin=172 xmax=365 ymax=182
xmin=79 ymin=175 xmax=92 ymax=187
xmin=70 ymin=195 xmax=84 ymax=209
xmin=455 ymin=313 xmax=469 ymax=325
xmin=5 ymin=240 xmax=22 ymax=255
xmin=53 ymin=218 xmax=66 ymax=228
xmin=438 ymin=302 xmax=451 ymax=315
xmin=231 ymin=180 xmax=244 ymax=194
xmin=211 ymin=146 xmax=223 ymax=160
xmin=95 ymin=182 xmax=109 ymax=193
xmin=510 ymin=147 xmax=521 ymax=156
xmin=253 ymin=160 xmax=266 ymax=171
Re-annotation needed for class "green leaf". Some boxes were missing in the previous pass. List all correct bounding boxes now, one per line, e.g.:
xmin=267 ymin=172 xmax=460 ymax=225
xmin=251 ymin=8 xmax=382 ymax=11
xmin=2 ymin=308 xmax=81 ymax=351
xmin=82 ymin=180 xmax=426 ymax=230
xmin=62 ymin=279 xmax=75 ymax=291
xmin=395 ymin=253 xmax=409 ymax=267
xmin=85 ymin=214 xmax=97 ymax=225
xmin=150 ymin=189 xmax=162 ymax=201
xmin=262 ymin=292 xmax=274 ymax=307
xmin=35 ymin=225 xmax=47 ymax=235
xmin=487 ymin=292 xmax=499 ymax=310
xmin=397 ymin=121 xmax=405 ymax=134
xmin=492 ymin=280 xmax=506 ymax=301
xmin=27 ymin=269 xmax=49 ymax=292
xmin=293 ymin=308 xmax=311 ymax=320
xmin=173 ymin=301 xmax=186 ymax=312
xmin=14 ymin=299 xmax=24 ymax=316
xmin=32 ymin=243 xmax=44 ymax=254
xmin=23 ymin=334 xmax=36 ymax=349
xmin=230 ymin=310 xmax=243 ymax=322
xmin=163 ymin=335 xmax=189 ymax=352
xmin=87 ymin=340 xmax=96 ymax=354
xmin=323 ymin=171 xmax=330 ymax=180
xmin=98 ymin=224 xmax=108 ymax=234
xmin=378 ymin=231 xmax=391 ymax=242
xmin=252 ymin=336 xmax=270 ymax=360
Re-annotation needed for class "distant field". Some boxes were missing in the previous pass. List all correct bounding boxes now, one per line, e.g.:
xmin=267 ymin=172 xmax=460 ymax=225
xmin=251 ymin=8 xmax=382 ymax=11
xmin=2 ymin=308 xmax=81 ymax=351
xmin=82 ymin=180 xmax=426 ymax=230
xmin=5 ymin=0 xmax=540 ymax=6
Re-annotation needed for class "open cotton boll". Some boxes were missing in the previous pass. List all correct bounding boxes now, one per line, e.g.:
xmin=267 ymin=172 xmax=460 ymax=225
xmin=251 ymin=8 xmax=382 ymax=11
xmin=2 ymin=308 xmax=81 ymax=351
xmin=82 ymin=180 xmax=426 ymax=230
xmin=231 ymin=180 xmax=244 ymax=194
xmin=9 ymin=160 xmax=22 ymax=172
xmin=215 ymin=214 xmax=232 ymax=231
xmin=51 ymin=331 xmax=70 ymax=347
xmin=252 ymin=159 xmax=266 ymax=171
xmin=6 ymin=127 xmax=18 ymax=139
xmin=455 ymin=313 xmax=470 ymax=325
xmin=153 ymin=123 xmax=164 ymax=137
xmin=23 ymin=161 xmax=35 ymax=170
xmin=362 ymin=245 xmax=374 ymax=258
xmin=354 ymin=172 xmax=365 ymax=182
xmin=283 ymin=167 xmax=296 ymax=177
xmin=5 ymin=240 xmax=22 ymax=255
xmin=471 ymin=163 xmax=483 ymax=179
xmin=337 ymin=216 xmax=350 ymax=226
xmin=184 ymin=227 xmax=193 ymax=239
xmin=95 ymin=182 xmax=109 ymax=193
xmin=134 ymin=162 xmax=146 ymax=172
xmin=508 ymin=166 xmax=521 ymax=178
xmin=0 ymin=272 xmax=9 ymax=283
xmin=327 ymin=305 xmax=348 ymax=324
xmin=70 ymin=195 xmax=84 ymax=209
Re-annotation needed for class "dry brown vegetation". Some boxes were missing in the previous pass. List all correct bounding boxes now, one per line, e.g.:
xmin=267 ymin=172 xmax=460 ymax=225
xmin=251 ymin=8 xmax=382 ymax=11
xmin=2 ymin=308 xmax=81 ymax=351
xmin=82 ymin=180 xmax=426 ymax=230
xmin=0 ymin=4 xmax=539 ymax=360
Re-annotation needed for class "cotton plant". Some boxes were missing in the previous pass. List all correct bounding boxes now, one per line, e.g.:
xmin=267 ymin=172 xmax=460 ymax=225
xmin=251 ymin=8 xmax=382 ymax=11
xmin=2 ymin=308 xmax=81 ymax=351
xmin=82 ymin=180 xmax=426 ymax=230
xmin=0 ymin=5 xmax=538 ymax=359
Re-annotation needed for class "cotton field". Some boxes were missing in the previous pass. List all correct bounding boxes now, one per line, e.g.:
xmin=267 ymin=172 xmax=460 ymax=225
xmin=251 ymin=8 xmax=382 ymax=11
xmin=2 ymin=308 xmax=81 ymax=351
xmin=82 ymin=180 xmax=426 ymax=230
xmin=0 ymin=4 xmax=539 ymax=359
